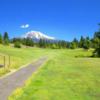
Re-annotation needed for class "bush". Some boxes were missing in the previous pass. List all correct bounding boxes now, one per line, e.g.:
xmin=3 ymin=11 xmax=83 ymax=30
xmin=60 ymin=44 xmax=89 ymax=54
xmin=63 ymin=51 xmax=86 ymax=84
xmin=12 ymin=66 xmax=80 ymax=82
xmin=93 ymin=47 xmax=100 ymax=57
xmin=51 ymin=44 xmax=58 ymax=49
xmin=14 ymin=41 xmax=21 ymax=48
xmin=83 ymin=44 xmax=89 ymax=50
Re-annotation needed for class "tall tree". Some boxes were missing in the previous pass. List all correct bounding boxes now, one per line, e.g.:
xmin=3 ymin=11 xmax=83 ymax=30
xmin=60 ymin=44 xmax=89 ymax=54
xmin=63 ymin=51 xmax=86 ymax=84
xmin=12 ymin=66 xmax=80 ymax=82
xmin=79 ymin=36 xmax=85 ymax=48
xmin=0 ymin=33 xmax=3 ymax=44
xmin=83 ymin=37 xmax=91 ymax=50
xmin=92 ymin=24 xmax=100 ymax=57
xmin=70 ymin=42 xmax=77 ymax=49
xmin=3 ymin=32 xmax=9 ymax=45
xmin=38 ymin=39 xmax=47 ymax=48
xmin=25 ymin=38 xmax=34 ymax=47
xmin=72 ymin=38 xmax=79 ymax=48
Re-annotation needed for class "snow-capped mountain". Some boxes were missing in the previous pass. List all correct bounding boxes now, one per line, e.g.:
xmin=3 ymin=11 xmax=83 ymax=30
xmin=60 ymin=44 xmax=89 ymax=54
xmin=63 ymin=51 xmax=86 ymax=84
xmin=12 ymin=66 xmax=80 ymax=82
xmin=23 ymin=31 xmax=55 ymax=40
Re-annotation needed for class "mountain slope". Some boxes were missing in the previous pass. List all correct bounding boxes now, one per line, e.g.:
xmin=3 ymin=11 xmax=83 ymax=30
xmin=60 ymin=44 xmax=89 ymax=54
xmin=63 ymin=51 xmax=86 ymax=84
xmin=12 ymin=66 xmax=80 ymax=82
xmin=23 ymin=31 xmax=55 ymax=40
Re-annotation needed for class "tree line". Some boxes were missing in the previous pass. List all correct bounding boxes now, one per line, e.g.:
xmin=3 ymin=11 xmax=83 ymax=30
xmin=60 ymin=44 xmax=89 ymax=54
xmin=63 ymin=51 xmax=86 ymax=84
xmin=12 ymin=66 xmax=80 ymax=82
xmin=0 ymin=25 xmax=100 ymax=57
xmin=0 ymin=32 xmax=9 ymax=45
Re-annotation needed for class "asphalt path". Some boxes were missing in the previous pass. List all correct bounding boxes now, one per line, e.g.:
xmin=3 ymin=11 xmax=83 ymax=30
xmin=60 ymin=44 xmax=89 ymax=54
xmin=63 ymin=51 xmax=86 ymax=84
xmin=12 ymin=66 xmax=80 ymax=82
xmin=0 ymin=57 xmax=47 ymax=100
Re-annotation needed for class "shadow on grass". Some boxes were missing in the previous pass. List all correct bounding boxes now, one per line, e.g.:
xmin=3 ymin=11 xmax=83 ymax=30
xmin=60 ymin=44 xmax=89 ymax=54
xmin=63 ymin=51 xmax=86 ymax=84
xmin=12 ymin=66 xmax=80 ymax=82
xmin=75 ymin=55 xmax=93 ymax=58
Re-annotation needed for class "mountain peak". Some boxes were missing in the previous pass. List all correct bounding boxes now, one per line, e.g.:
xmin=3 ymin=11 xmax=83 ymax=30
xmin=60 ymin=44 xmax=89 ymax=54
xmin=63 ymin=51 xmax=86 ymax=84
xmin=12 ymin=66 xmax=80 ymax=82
xmin=23 ymin=31 xmax=55 ymax=40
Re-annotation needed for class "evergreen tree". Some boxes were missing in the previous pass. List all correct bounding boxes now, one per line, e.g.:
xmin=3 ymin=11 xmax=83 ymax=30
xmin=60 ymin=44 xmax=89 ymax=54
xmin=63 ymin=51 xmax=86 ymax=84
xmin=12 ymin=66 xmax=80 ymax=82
xmin=3 ymin=32 xmax=9 ymax=45
xmin=93 ymin=46 xmax=100 ymax=57
xmin=61 ymin=41 xmax=67 ymax=48
xmin=94 ymin=31 xmax=100 ymax=39
xmin=70 ymin=42 xmax=77 ymax=49
xmin=25 ymin=38 xmax=34 ymax=47
xmin=38 ymin=39 xmax=46 ymax=48
xmin=92 ymin=24 xmax=100 ymax=57
xmin=72 ymin=38 xmax=79 ymax=48
xmin=0 ymin=33 xmax=3 ymax=44
xmin=83 ymin=37 xmax=91 ymax=50
xmin=92 ymin=31 xmax=100 ymax=48
xmin=93 ymin=37 xmax=100 ymax=48
xmin=51 ymin=43 xmax=57 ymax=49
xmin=79 ymin=36 xmax=85 ymax=48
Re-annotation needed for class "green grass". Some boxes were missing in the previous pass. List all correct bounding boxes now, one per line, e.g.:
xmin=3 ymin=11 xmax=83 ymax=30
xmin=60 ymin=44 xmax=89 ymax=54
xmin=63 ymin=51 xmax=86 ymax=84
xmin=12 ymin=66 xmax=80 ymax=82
xmin=0 ymin=45 xmax=56 ymax=76
xmin=9 ymin=49 xmax=100 ymax=100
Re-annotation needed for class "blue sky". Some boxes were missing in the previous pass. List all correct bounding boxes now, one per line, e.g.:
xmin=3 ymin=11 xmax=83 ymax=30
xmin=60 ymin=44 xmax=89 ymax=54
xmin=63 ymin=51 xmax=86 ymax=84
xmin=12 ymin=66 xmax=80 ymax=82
xmin=0 ymin=0 xmax=100 ymax=41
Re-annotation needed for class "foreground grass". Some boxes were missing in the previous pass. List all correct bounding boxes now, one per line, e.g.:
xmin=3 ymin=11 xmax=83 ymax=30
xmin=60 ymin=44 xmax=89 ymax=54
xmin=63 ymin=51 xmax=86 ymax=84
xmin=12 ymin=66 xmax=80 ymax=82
xmin=9 ymin=49 xmax=100 ymax=100
xmin=0 ymin=45 xmax=55 ymax=76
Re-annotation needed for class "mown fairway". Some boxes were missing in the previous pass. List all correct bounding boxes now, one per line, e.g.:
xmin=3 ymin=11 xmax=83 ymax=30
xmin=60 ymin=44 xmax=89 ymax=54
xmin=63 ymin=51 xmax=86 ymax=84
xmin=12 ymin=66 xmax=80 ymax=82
xmin=9 ymin=49 xmax=100 ymax=100
xmin=0 ymin=45 xmax=54 ymax=76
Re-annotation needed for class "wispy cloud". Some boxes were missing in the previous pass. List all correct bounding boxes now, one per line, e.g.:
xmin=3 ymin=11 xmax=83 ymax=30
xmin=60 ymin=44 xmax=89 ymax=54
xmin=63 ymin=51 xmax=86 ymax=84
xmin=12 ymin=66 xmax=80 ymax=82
xmin=20 ymin=24 xmax=29 ymax=28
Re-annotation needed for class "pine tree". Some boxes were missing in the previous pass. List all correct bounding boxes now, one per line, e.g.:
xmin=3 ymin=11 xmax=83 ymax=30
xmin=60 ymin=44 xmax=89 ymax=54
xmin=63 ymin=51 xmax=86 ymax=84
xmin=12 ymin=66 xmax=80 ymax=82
xmin=25 ymin=38 xmax=34 ymax=47
xmin=3 ymin=32 xmax=9 ymax=45
xmin=79 ymin=36 xmax=85 ymax=48
xmin=70 ymin=42 xmax=77 ymax=49
xmin=83 ymin=37 xmax=91 ymax=50
xmin=38 ymin=39 xmax=46 ymax=48
xmin=72 ymin=38 xmax=79 ymax=48
xmin=0 ymin=33 xmax=3 ymax=44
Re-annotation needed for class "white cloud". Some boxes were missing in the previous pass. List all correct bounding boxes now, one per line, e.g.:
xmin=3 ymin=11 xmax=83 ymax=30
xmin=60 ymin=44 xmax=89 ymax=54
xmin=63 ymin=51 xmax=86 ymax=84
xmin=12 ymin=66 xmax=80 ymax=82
xmin=20 ymin=24 xmax=29 ymax=28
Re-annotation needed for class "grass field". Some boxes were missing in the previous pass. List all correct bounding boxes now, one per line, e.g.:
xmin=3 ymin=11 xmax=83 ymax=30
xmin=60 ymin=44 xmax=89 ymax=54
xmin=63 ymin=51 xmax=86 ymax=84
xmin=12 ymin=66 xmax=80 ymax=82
xmin=0 ymin=45 xmax=55 ymax=76
xmin=9 ymin=49 xmax=100 ymax=100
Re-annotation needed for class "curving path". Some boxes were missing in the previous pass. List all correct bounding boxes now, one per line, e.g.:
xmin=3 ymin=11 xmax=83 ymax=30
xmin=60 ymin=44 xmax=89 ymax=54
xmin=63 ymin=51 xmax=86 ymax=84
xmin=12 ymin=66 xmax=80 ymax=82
xmin=0 ymin=57 xmax=47 ymax=100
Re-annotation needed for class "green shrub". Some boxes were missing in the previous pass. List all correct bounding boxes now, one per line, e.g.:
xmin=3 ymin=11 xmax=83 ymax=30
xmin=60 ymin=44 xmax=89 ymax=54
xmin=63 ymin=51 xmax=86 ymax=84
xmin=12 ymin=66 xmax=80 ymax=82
xmin=14 ymin=41 xmax=21 ymax=48
xmin=93 ymin=47 xmax=100 ymax=57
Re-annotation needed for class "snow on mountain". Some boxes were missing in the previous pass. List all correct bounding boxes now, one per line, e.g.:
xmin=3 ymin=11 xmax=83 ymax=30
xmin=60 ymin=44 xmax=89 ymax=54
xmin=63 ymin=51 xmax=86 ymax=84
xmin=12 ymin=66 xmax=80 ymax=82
xmin=23 ymin=31 xmax=55 ymax=40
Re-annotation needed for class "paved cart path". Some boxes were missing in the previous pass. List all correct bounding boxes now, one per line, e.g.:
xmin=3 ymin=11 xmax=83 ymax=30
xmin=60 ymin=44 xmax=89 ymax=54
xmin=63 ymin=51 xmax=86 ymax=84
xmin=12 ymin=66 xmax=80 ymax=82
xmin=0 ymin=57 xmax=47 ymax=100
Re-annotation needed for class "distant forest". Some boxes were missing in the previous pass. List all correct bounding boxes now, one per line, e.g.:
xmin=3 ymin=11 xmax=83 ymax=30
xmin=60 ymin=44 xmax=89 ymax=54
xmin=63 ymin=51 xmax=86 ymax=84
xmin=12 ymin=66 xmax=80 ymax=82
xmin=0 ymin=25 xmax=100 ymax=57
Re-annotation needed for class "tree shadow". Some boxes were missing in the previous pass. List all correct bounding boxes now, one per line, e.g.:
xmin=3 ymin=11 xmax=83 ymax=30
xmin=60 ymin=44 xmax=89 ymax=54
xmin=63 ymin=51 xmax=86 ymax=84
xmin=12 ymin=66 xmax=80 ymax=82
xmin=75 ymin=55 xmax=92 ymax=58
